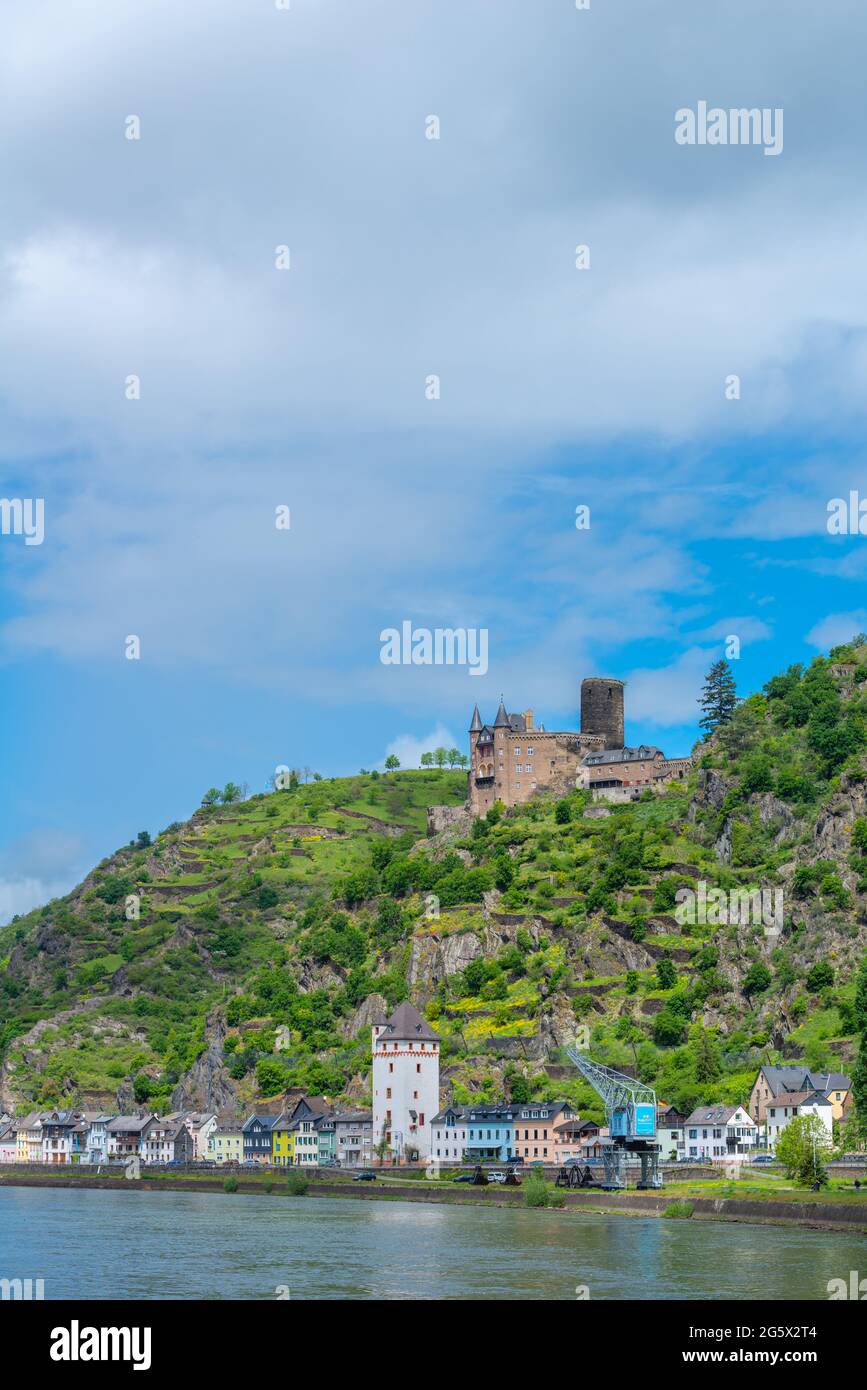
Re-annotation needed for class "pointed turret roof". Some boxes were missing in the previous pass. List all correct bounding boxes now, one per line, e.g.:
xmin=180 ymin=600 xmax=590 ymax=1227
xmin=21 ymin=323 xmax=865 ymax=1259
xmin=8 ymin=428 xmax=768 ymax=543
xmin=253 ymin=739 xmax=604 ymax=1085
xmin=493 ymin=696 xmax=509 ymax=728
xmin=381 ymin=1001 xmax=438 ymax=1041
xmin=469 ymin=704 xmax=482 ymax=732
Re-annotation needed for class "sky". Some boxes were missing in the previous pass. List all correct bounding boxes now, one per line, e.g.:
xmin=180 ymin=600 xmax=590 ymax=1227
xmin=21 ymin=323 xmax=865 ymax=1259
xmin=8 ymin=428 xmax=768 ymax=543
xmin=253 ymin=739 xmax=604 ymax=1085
xmin=3 ymin=0 xmax=867 ymax=921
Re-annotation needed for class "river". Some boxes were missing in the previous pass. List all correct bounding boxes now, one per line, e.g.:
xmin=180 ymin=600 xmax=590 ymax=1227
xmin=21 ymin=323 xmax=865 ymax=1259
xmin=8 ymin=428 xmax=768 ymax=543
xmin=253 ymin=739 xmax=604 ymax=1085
xmin=0 ymin=1187 xmax=863 ymax=1300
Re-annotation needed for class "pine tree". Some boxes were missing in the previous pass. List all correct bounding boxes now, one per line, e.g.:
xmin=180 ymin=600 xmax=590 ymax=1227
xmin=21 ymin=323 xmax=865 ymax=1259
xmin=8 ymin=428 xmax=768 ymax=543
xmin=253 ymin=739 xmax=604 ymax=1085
xmin=698 ymin=659 xmax=738 ymax=734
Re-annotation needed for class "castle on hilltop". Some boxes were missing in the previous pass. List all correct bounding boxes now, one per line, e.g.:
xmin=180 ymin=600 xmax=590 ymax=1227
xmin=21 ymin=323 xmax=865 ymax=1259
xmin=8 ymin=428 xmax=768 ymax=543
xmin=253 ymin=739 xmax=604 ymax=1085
xmin=468 ymin=677 xmax=690 ymax=815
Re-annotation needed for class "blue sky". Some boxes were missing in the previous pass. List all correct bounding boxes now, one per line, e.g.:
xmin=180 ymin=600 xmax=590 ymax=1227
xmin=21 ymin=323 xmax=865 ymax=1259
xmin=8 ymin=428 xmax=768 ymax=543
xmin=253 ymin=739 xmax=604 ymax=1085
xmin=3 ymin=0 xmax=867 ymax=920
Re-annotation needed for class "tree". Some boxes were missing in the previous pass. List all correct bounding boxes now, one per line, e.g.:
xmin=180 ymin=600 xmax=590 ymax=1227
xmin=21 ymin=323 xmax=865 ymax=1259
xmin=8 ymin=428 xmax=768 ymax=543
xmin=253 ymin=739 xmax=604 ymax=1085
xmin=457 ymin=752 xmax=469 ymax=770
xmin=743 ymin=961 xmax=772 ymax=996
xmin=384 ymin=754 xmax=400 ymax=772
xmin=775 ymin=1113 xmax=831 ymax=1186
xmin=851 ymin=954 xmax=867 ymax=1137
xmin=433 ymin=747 xmax=448 ymax=769
xmin=509 ymin=1074 xmax=531 ymax=1103
xmin=201 ymin=787 xmax=221 ymax=807
xmin=420 ymin=751 xmax=434 ymax=770
xmin=447 ymin=747 xmax=461 ymax=768
xmin=656 ymin=958 xmax=677 ymax=990
xmin=698 ymin=659 xmax=739 ymax=735
xmin=221 ymin=782 xmax=242 ymax=804
xmin=805 ymin=960 xmax=834 ymax=992
xmin=135 ymin=830 xmax=151 ymax=849
xmin=555 ymin=799 xmax=572 ymax=824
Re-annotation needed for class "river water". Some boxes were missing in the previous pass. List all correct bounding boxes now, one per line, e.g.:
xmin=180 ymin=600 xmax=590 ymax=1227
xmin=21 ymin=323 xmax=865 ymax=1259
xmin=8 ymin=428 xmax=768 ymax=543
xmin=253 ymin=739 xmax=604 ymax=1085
xmin=0 ymin=1187 xmax=863 ymax=1300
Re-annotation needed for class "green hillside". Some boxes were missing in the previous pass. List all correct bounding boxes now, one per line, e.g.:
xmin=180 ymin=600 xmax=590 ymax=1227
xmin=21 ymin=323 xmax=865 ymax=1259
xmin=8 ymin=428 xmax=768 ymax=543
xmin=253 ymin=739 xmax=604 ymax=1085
xmin=3 ymin=644 xmax=867 ymax=1130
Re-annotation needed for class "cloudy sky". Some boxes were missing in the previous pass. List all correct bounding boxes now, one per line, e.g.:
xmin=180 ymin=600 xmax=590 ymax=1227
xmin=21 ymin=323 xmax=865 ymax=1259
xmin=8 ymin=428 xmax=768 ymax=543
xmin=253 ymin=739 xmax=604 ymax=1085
xmin=3 ymin=0 xmax=867 ymax=920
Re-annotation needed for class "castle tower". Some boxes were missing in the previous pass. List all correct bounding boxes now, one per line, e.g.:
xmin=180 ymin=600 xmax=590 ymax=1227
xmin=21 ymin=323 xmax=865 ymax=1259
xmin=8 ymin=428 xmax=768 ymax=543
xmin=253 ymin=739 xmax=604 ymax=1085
xmin=580 ymin=677 xmax=625 ymax=750
xmin=371 ymin=1002 xmax=440 ymax=1165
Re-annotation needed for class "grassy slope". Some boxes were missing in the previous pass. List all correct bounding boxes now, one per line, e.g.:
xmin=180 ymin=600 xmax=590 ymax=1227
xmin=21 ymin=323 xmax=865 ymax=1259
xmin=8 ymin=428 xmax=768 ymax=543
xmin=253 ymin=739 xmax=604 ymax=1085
xmin=2 ymin=644 xmax=867 ymax=1127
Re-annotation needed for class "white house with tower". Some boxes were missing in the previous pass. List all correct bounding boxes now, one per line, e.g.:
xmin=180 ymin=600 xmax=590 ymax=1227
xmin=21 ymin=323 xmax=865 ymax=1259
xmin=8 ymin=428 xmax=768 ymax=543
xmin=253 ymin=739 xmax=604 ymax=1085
xmin=372 ymin=1002 xmax=440 ymax=1164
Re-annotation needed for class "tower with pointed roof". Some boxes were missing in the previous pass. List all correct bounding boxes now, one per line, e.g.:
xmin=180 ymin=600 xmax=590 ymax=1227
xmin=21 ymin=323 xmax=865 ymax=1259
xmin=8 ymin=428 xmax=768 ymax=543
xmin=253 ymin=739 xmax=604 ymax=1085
xmin=371 ymin=1002 xmax=440 ymax=1165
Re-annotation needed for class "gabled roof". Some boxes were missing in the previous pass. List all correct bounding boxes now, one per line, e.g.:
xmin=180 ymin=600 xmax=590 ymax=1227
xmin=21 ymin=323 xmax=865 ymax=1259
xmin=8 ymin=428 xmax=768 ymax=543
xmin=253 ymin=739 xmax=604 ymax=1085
xmin=768 ymin=1089 xmax=830 ymax=1109
xmin=759 ymin=1065 xmax=851 ymax=1096
xmin=686 ymin=1104 xmax=754 ymax=1126
xmin=106 ymin=1116 xmax=152 ymax=1133
xmin=379 ymin=1001 xmax=438 ymax=1042
xmin=242 ymin=1114 xmax=278 ymax=1133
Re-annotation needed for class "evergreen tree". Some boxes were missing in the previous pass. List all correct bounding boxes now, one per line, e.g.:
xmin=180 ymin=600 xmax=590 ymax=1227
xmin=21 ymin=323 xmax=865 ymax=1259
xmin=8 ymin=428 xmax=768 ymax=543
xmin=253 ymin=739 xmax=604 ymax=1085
xmin=698 ymin=659 xmax=739 ymax=735
xmin=852 ymin=954 xmax=867 ymax=1136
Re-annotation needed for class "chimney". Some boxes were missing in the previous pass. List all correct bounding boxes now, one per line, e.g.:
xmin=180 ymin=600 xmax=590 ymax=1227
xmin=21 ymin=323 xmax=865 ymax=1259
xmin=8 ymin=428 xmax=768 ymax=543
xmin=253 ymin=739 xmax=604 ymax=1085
xmin=524 ymin=709 xmax=534 ymax=731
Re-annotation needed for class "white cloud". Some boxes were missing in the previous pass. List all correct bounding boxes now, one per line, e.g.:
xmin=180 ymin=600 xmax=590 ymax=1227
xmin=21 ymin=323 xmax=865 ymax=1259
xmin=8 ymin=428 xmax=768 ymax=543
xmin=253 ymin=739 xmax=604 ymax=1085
xmin=805 ymin=612 xmax=867 ymax=650
xmin=624 ymin=647 xmax=711 ymax=727
xmin=381 ymin=725 xmax=460 ymax=770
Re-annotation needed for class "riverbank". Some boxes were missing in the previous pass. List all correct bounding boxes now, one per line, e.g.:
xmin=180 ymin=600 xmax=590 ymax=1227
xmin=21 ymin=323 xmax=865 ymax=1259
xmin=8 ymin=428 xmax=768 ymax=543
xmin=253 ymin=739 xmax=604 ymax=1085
xmin=3 ymin=1167 xmax=866 ymax=1233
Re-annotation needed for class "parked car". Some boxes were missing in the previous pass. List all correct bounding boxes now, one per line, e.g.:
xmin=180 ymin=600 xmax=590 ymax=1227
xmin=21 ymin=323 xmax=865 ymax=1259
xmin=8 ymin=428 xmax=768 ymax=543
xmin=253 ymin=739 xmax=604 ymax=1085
xmin=353 ymin=1169 xmax=376 ymax=1182
xmin=453 ymin=1172 xmax=476 ymax=1183
xmin=750 ymin=1154 xmax=775 ymax=1164
xmin=487 ymin=1171 xmax=507 ymax=1183
xmin=505 ymin=1155 xmax=524 ymax=1165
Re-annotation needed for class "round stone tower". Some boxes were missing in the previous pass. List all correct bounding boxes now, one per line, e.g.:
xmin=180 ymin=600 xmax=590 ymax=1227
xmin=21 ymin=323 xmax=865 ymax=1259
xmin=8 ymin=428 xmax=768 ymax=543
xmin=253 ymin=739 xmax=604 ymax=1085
xmin=580 ymin=677 xmax=625 ymax=749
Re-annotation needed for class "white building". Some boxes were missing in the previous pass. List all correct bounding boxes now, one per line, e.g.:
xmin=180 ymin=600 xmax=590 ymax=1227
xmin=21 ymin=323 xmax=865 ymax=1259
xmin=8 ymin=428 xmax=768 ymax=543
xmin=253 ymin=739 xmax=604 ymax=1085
xmin=372 ymin=1002 xmax=440 ymax=1164
xmin=656 ymin=1106 xmax=689 ymax=1162
xmin=83 ymin=1114 xmax=112 ymax=1164
xmin=430 ymin=1104 xmax=468 ymax=1162
xmin=684 ymin=1104 xmax=758 ymax=1161
xmin=766 ymin=1090 xmax=833 ymax=1152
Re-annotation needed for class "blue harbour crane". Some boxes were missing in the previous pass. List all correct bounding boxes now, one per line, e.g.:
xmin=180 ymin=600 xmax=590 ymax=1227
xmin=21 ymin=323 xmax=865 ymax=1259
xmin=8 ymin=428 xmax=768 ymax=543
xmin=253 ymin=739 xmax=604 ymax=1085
xmin=565 ymin=1044 xmax=664 ymax=1189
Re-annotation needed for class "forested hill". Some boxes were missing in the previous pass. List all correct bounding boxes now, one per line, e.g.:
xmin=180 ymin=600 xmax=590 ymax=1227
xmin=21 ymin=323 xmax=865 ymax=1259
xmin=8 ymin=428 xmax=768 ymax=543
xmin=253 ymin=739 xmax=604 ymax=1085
xmin=2 ymin=642 xmax=867 ymax=1129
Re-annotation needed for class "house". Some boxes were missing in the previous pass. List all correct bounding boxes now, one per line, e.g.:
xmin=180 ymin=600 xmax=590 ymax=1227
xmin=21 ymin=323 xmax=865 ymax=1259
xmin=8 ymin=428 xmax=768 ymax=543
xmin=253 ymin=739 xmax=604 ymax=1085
xmin=553 ymin=1116 xmax=600 ymax=1164
xmin=0 ymin=1122 xmax=18 ymax=1164
xmin=17 ymin=1113 xmax=45 ymax=1164
xmin=463 ymin=1103 xmax=518 ymax=1162
xmin=284 ymin=1096 xmax=332 ymax=1167
xmin=141 ymin=1117 xmax=196 ymax=1165
xmin=106 ymin=1116 xmax=151 ymax=1160
xmin=372 ymin=1001 xmax=439 ymax=1164
xmin=242 ymin=1115 xmax=278 ymax=1165
xmin=749 ymin=1066 xmax=851 ymax=1130
xmin=174 ymin=1112 xmax=217 ymax=1161
xmin=513 ymin=1101 xmax=576 ymax=1163
xmin=766 ymin=1090 xmax=833 ymax=1152
xmin=40 ymin=1110 xmax=82 ymax=1165
xmin=271 ymin=1115 xmax=295 ymax=1167
xmin=316 ymin=1114 xmax=337 ymax=1165
xmin=430 ymin=1105 xmax=468 ymax=1163
xmin=656 ymin=1105 xmax=689 ymax=1162
xmin=332 ymin=1111 xmax=373 ymax=1168
xmin=82 ymin=1114 xmax=113 ymax=1164
xmin=207 ymin=1129 xmax=244 ymax=1164
xmin=684 ymin=1105 xmax=758 ymax=1161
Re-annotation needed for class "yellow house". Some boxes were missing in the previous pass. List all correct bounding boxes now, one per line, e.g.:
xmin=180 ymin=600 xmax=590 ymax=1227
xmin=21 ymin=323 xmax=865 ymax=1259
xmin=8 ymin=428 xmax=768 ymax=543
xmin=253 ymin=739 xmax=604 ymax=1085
xmin=207 ymin=1129 xmax=243 ymax=1164
xmin=272 ymin=1117 xmax=295 ymax=1167
xmin=18 ymin=1113 xmax=44 ymax=1164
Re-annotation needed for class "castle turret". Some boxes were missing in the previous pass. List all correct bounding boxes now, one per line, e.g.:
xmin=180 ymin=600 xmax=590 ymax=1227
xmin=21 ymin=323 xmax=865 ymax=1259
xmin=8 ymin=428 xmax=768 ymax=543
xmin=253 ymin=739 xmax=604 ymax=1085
xmin=469 ymin=704 xmax=482 ymax=733
xmin=493 ymin=697 xmax=509 ymax=728
xmin=580 ymin=677 xmax=625 ymax=750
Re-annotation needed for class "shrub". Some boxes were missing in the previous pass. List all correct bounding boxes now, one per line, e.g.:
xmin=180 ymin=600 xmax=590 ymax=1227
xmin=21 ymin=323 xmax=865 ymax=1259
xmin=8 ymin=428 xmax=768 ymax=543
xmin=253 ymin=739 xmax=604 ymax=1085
xmin=286 ymin=1171 xmax=310 ymax=1196
xmin=223 ymin=1176 xmax=239 ymax=1193
xmin=662 ymin=1200 xmax=694 ymax=1219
